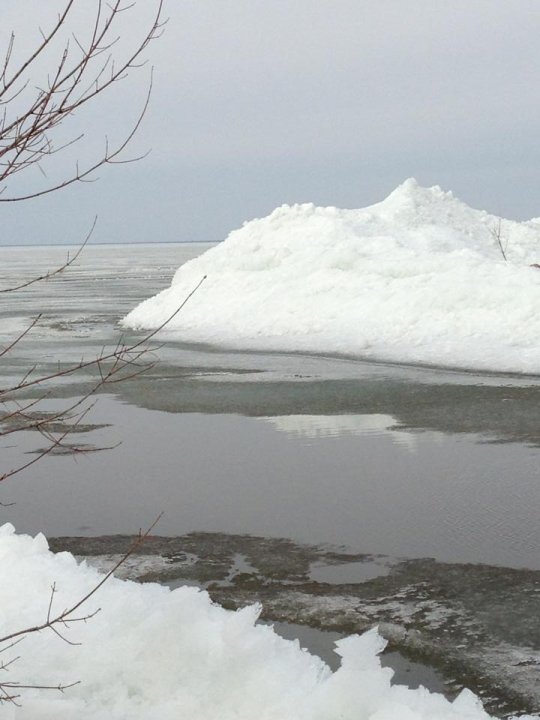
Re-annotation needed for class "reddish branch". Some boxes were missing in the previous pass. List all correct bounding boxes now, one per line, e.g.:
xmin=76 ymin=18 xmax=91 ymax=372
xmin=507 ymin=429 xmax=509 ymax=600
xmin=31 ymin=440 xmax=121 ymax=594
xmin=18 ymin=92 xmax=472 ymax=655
xmin=0 ymin=0 xmax=165 ymax=201
xmin=0 ymin=1 xmax=184 ymax=706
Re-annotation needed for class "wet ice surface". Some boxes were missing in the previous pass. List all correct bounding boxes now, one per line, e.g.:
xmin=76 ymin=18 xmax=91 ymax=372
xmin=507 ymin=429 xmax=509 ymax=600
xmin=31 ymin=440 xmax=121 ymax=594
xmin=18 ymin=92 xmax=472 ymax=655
xmin=2 ymin=243 xmax=540 ymax=716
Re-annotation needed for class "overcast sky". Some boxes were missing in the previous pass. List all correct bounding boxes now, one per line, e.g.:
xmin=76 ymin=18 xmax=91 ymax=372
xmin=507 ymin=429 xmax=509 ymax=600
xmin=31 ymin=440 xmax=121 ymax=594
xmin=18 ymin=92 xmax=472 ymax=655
xmin=2 ymin=0 xmax=540 ymax=245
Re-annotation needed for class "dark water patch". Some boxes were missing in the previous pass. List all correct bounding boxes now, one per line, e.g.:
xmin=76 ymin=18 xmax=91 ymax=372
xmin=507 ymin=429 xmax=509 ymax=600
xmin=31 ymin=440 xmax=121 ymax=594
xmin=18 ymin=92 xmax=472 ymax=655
xmin=7 ymin=399 xmax=540 ymax=570
xmin=262 ymin=620 xmax=451 ymax=697
xmin=309 ymin=558 xmax=394 ymax=584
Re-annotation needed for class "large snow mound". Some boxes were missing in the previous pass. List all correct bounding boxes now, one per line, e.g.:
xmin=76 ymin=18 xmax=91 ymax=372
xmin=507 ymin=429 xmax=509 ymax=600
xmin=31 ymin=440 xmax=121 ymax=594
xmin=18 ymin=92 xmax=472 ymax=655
xmin=123 ymin=179 xmax=540 ymax=374
xmin=0 ymin=523 xmax=525 ymax=719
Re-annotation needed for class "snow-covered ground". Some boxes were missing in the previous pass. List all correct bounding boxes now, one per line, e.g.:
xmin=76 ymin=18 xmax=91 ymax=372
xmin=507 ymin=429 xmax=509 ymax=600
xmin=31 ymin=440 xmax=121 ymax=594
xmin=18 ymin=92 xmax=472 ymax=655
xmin=1 ymin=524 xmax=532 ymax=720
xmin=123 ymin=180 xmax=540 ymax=374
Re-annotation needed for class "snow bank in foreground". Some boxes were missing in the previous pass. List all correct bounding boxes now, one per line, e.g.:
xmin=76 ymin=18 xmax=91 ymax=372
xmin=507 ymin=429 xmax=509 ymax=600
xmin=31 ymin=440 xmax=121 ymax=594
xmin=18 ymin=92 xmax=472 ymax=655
xmin=0 ymin=524 xmax=521 ymax=720
xmin=123 ymin=179 xmax=540 ymax=374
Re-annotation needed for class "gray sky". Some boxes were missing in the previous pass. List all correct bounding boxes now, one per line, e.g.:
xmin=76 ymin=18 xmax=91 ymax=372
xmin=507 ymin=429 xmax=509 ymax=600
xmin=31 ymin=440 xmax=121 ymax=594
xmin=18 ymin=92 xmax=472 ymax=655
xmin=2 ymin=0 xmax=540 ymax=245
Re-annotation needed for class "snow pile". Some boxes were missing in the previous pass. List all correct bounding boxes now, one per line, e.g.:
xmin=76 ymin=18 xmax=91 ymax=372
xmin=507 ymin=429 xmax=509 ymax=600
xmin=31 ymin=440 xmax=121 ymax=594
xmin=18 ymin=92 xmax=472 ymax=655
xmin=0 ymin=523 xmax=521 ymax=720
xmin=123 ymin=179 xmax=540 ymax=373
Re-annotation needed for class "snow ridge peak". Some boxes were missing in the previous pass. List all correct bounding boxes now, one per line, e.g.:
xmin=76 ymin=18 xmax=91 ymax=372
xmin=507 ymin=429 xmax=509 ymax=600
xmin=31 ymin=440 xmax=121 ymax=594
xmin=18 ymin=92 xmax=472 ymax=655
xmin=384 ymin=177 xmax=453 ymax=203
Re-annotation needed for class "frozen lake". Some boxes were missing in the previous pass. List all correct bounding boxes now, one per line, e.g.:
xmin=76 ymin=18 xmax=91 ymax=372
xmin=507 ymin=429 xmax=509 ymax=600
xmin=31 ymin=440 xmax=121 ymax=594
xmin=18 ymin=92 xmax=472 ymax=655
xmin=1 ymin=242 xmax=540 ymax=569
xmin=3 ymin=242 xmax=540 ymax=715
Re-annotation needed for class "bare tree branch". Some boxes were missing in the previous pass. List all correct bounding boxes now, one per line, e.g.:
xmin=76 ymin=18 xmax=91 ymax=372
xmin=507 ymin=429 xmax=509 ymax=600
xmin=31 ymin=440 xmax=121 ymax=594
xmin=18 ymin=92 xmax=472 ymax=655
xmin=0 ymin=514 xmax=162 ymax=647
xmin=0 ymin=0 xmax=166 ymax=201
xmin=0 ymin=514 xmax=161 ymax=704
xmin=0 ymin=274 xmax=206 ymax=399
xmin=0 ymin=2 xmax=174 ymax=706
xmin=0 ymin=217 xmax=95 ymax=294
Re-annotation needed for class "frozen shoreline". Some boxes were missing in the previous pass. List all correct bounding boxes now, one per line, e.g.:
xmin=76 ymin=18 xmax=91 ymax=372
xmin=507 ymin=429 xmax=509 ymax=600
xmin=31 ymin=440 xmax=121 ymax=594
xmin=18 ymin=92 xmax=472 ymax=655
xmin=50 ymin=529 xmax=540 ymax=718
xmin=3 ymin=524 xmax=538 ymax=719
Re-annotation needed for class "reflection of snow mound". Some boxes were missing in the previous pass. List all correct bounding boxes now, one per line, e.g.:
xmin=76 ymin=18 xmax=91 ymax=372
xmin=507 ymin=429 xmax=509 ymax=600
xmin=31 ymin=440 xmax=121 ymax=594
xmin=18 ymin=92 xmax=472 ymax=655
xmin=2 ymin=523 xmax=521 ymax=719
xmin=123 ymin=179 xmax=540 ymax=374
xmin=261 ymin=414 xmax=417 ymax=452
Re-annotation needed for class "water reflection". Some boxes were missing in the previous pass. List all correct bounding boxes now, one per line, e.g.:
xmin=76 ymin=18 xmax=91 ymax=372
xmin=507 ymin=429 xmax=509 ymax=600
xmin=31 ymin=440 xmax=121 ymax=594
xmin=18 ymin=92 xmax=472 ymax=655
xmin=105 ymin=372 xmax=540 ymax=448
xmin=260 ymin=414 xmax=419 ymax=452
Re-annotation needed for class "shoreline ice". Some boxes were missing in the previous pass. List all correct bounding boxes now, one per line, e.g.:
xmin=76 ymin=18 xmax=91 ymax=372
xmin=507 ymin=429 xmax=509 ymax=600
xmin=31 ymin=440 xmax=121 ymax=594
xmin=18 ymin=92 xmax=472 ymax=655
xmin=2 ymin=523 xmax=531 ymax=719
